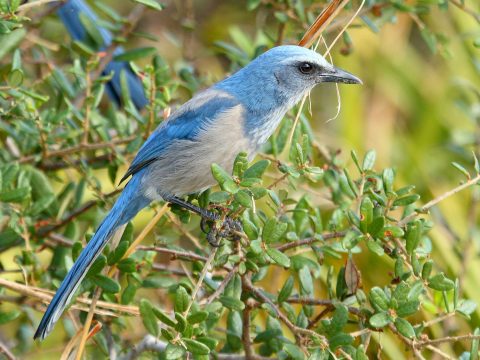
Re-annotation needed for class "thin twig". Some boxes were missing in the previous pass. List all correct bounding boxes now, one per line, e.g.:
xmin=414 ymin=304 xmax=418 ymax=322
xmin=19 ymin=136 xmax=136 ymax=164
xmin=398 ymin=173 xmax=480 ymax=226
xmin=17 ymin=0 xmax=60 ymax=11
xmin=276 ymin=231 xmax=345 ymax=251
xmin=0 ymin=340 xmax=15 ymax=360
xmin=202 ymin=265 xmax=239 ymax=305
xmin=74 ymin=288 xmax=102 ymax=360
xmin=416 ymin=334 xmax=480 ymax=348
xmin=0 ymin=278 xmax=139 ymax=316
xmin=243 ymin=276 xmax=328 ymax=347
xmin=184 ymin=249 xmax=217 ymax=316
xmin=242 ymin=290 xmax=256 ymax=360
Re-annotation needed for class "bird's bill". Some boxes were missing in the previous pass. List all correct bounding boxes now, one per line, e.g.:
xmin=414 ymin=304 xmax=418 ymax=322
xmin=319 ymin=67 xmax=362 ymax=84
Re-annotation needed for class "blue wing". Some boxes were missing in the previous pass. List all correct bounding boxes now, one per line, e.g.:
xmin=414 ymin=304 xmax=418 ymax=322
xmin=120 ymin=92 xmax=239 ymax=183
xmin=57 ymin=0 xmax=148 ymax=110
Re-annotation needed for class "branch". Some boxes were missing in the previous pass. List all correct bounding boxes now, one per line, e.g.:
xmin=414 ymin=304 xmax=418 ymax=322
xmin=416 ymin=334 xmax=480 ymax=348
xmin=17 ymin=0 xmax=60 ymax=11
xmin=242 ymin=296 xmax=256 ymax=360
xmin=242 ymin=276 xmax=327 ymax=348
xmin=18 ymin=136 xmax=136 ymax=164
xmin=276 ymin=231 xmax=345 ymax=251
xmin=398 ymin=173 xmax=480 ymax=226
xmin=286 ymin=297 xmax=363 ymax=317
xmin=0 ymin=278 xmax=139 ymax=316
xmin=0 ymin=340 xmax=15 ymax=360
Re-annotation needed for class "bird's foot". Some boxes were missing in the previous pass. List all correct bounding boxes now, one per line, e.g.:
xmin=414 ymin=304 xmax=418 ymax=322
xmin=201 ymin=216 xmax=243 ymax=247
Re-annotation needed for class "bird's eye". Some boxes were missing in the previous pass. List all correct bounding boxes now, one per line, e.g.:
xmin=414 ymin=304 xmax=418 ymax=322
xmin=298 ymin=62 xmax=314 ymax=74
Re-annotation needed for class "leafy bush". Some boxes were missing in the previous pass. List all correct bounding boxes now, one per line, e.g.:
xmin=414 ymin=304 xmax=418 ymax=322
xmin=1 ymin=0 xmax=480 ymax=359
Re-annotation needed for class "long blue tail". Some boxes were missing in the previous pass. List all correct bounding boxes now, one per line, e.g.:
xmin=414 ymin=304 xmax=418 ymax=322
xmin=34 ymin=175 xmax=150 ymax=340
xmin=57 ymin=0 xmax=148 ymax=110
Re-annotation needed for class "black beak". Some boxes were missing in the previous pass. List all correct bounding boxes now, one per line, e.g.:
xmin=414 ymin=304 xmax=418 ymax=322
xmin=319 ymin=66 xmax=362 ymax=85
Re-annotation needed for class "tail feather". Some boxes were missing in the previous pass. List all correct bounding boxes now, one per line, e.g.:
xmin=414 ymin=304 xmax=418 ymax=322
xmin=34 ymin=175 xmax=149 ymax=340
xmin=57 ymin=0 xmax=148 ymax=110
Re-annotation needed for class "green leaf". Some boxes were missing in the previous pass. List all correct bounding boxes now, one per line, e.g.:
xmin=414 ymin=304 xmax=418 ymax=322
xmin=369 ymin=216 xmax=385 ymax=237
xmin=298 ymin=266 xmax=313 ymax=295
xmin=351 ymin=150 xmax=362 ymax=174
xmin=362 ymin=150 xmax=376 ymax=171
xmin=243 ymin=160 xmax=270 ymax=179
xmin=86 ymin=255 xmax=107 ymax=277
xmin=262 ymin=218 xmax=287 ymax=243
xmin=209 ymin=191 xmax=230 ymax=203
xmin=396 ymin=300 xmax=420 ymax=317
xmin=79 ymin=12 xmax=104 ymax=47
xmin=165 ymin=343 xmax=185 ymax=359
xmin=174 ymin=313 xmax=187 ymax=332
xmin=393 ymin=194 xmax=420 ymax=207
xmin=187 ymin=311 xmax=208 ymax=324
xmin=456 ymin=300 xmax=477 ymax=317
xmin=428 ymin=273 xmax=455 ymax=291
xmin=113 ymin=47 xmax=157 ymax=62
xmin=369 ymin=312 xmax=392 ymax=328
xmin=93 ymin=274 xmax=121 ymax=293
xmin=407 ymin=281 xmax=424 ymax=301
xmin=360 ymin=197 xmax=374 ymax=232
xmin=175 ymin=286 xmax=190 ymax=313
xmin=132 ymin=0 xmax=164 ymax=11
xmin=242 ymin=217 xmax=258 ymax=240
xmin=139 ymin=299 xmax=158 ymax=336
xmin=0 ymin=29 xmax=26 ymax=61
xmin=278 ymin=276 xmax=294 ymax=303
xmin=451 ymin=162 xmax=471 ymax=178
xmin=152 ymin=307 xmax=176 ymax=327
xmin=182 ymin=338 xmax=210 ymax=355
xmin=0 ymin=187 xmax=30 ymax=202
xmin=330 ymin=305 xmax=349 ymax=334
xmin=211 ymin=163 xmax=231 ymax=185
xmin=382 ymin=168 xmax=395 ymax=194
xmin=406 ymin=221 xmax=422 ymax=255
xmin=394 ymin=317 xmax=416 ymax=339
xmin=420 ymin=28 xmax=437 ymax=53
xmin=196 ymin=336 xmax=219 ymax=350
xmin=366 ymin=239 xmax=384 ymax=256
xmin=117 ymin=258 xmax=136 ymax=273
xmin=219 ymin=296 xmax=245 ymax=311
xmin=0 ymin=310 xmax=20 ymax=325
xmin=234 ymin=189 xmax=252 ymax=208
xmin=247 ymin=0 xmax=262 ymax=10
xmin=107 ymin=241 xmax=129 ymax=265
xmin=369 ymin=287 xmax=389 ymax=312
xmin=283 ymin=343 xmax=305 ymax=360
xmin=265 ymin=247 xmax=291 ymax=268
xmin=421 ymin=260 xmax=433 ymax=280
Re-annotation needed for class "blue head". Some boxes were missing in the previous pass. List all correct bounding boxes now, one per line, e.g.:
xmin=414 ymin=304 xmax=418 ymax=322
xmin=216 ymin=45 xmax=361 ymax=112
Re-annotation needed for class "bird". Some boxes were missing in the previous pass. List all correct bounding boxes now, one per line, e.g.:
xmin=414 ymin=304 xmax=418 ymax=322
xmin=33 ymin=44 xmax=361 ymax=340
xmin=57 ymin=0 xmax=148 ymax=110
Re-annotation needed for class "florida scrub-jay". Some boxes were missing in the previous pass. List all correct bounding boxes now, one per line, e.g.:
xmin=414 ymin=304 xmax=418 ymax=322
xmin=58 ymin=0 xmax=148 ymax=110
xmin=34 ymin=45 xmax=361 ymax=340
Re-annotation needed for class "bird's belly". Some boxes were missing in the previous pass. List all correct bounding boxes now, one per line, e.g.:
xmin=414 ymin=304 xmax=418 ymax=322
xmin=142 ymin=135 xmax=253 ymax=199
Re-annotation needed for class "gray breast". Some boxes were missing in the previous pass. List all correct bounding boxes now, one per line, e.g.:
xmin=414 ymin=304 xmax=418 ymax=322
xmin=142 ymin=105 xmax=254 ymax=199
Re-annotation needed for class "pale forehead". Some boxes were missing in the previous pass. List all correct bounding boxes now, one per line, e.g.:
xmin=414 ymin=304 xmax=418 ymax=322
xmin=279 ymin=54 xmax=331 ymax=68
xmin=262 ymin=45 xmax=332 ymax=68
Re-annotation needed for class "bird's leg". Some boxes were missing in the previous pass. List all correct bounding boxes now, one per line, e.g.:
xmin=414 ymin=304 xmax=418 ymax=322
xmin=166 ymin=196 xmax=242 ymax=246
